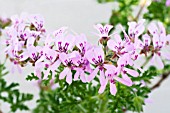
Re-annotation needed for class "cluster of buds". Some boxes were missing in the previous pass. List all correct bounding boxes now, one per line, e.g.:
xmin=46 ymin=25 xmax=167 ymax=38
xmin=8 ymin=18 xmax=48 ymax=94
xmin=3 ymin=14 xmax=170 ymax=95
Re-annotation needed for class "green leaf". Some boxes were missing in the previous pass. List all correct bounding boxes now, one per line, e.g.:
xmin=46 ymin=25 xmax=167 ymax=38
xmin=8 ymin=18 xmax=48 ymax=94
xmin=133 ymin=96 xmax=144 ymax=113
xmin=26 ymin=73 xmax=39 ymax=81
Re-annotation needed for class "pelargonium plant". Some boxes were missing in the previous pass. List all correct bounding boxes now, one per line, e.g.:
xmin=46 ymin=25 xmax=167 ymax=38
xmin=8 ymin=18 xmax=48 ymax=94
xmin=1 ymin=12 xmax=170 ymax=113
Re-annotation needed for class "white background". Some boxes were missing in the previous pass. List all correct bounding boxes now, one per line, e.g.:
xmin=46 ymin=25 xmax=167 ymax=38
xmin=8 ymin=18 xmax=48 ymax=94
xmin=0 ymin=0 xmax=170 ymax=113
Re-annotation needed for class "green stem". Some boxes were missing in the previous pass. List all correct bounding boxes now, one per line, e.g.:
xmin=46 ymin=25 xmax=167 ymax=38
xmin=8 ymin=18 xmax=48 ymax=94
xmin=77 ymin=104 xmax=87 ymax=113
xmin=98 ymin=92 xmax=108 ymax=113
xmin=141 ymin=55 xmax=152 ymax=68
xmin=134 ymin=0 xmax=147 ymax=21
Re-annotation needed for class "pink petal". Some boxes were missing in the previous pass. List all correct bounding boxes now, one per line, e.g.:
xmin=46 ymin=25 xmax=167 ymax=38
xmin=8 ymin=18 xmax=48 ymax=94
xmin=85 ymin=48 xmax=95 ymax=64
xmin=98 ymin=81 xmax=107 ymax=94
xmin=110 ymin=83 xmax=117 ymax=96
xmin=158 ymin=22 xmax=166 ymax=37
xmin=161 ymin=50 xmax=170 ymax=60
xmin=99 ymin=70 xmax=106 ymax=86
xmin=107 ymin=39 xmax=117 ymax=51
xmin=124 ymin=67 xmax=139 ymax=77
xmin=114 ymin=34 xmax=122 ymax=43
xmin=26 ymin=37 xmax=35 ymax=47
xmin=66 ymin=69 xmax=72 ymax=84
xmin=142 ymin=34 xmax=151 ymax=46
xmin=104 ymin=24 xmax=113 ymax=35
xmin=87 ymin=66 xmax=99 ymax=82
xmin=128 ymin=21 xmax=136 ymax=35
xmin=151 ymin=54 xmax=164 ymax=69
xmin=121 ymin=72 xmax=133 ymax=85
xmin=53 ymin=27 xmax=68 ymax=37
xmin=104 ymin=64 xmax=116 ymax=70
xmin=134 ymin=21 xmax=145 ymax=37
xmin=59 ymin=67 xmax=69 ymax=80
xmin=74 ymin=69 xmax=80 ymax=80
xmin=114 ymin=76 xmax=132 ymax=86
xmin=50 ymin=60 xmax=61 ymax=71
xmin=148 ymin=22 xmax=158 ymax=36
xmin=59 ymin=53 xmax=68 ymax=65
xmin=94 ymin=47 xmax=104 ymax=62
xmin=80 ymin=71 xmax=87 ymax=83
xmin=94 ymin=24 xmax=104 ymax=34
xmin=19 ymin=51 xmax=29 ymax=61
xmin=64 ymin=34 xmax=75 ymax=50
xmin=166 ymin=0 xmax=170 ymax=6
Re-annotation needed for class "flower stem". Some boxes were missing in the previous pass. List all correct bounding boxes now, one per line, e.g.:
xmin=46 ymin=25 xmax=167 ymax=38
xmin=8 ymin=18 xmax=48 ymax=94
xmin=134 ymin=0 xmax=147 ymax=21
xmin=151 ymin=71 xmax=170 ymax=90
xmin=77 ymin=104 xmax=87 ymax=113
xmin=98 ymin=92 xmax=108 ymax=113
xmin=141 ymin=55 xmax=152 ymax=68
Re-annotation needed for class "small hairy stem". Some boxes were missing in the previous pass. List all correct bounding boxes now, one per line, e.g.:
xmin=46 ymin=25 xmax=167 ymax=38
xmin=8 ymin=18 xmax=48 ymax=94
xmin=77 ymin=104 xmax=87 ymax=113
xmin=151 ymin=71 xmax=170 ymax=90
xmin=98 ymin=92 xmax=108 ymax=113
xmin=141 ymin=55 xmax=152 ymax=68
xmin=134 ymin=0 xmax=147 ymax=21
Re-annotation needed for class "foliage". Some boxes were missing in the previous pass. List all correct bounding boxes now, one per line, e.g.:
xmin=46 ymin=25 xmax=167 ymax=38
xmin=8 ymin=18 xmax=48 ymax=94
xmin=144 ymin=0 xmax=170 ymax=33
xmin=0 ymin=63 xmax=33 ymax=112
xmin=30 ymin=65 xmax=165 ymax=113
xmin=97 ymin=0 xmax=170 ymax=33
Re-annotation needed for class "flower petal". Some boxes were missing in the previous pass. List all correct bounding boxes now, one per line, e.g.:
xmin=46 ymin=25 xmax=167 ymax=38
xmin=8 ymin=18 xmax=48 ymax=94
xmin=87 ymin=66 xmax=99 ymax=82
xmin=66 ymin=69 xmax=72 ymax=84
xmin=98 ymin=80 xmax=108 ymax=94
xmin=124 ymin=67 xmax=139 ymax=77
xmin=80 ymin=71 xmax=87 ymax=83
xmin=59 ymin=67 xmax=69 ymax=80
xmin=74 ymin=69 xmax=80 ymax=81
xmin=114 ymin=76 xmax=132 ymax=86
xmin=99 ymin=70 xmax=106 ymax=86
xmin=107 ymin=39 xmax=117 ymax=51
xmin=151 ymin=54 xmax=164 ymax=69
xmin=110 ymin=83 xmax=117 ymax=96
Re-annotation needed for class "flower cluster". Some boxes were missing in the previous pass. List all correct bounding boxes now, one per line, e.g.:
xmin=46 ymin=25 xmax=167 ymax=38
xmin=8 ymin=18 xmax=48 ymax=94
xmin=3 ymin=14 xmax=170 ymax=95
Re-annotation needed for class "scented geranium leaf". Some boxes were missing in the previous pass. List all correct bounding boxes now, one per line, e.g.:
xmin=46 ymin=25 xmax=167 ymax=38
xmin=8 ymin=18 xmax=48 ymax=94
xmin=5 ymin=83 xmax=19 ymax=90
xmin=26 ymin=73 xmax=39 ymax=81
xmin=41 ymin=70 xmax=53 ymax=86
xmin=0 ymin=79 xmax=33 ymax=112
xmin=133 ymin=96 xmax=144 ymax=113
xmin=0 ymin=63 xmax=33 ymax=112
xmin=132 ymin=66 xmax=158 ymax=82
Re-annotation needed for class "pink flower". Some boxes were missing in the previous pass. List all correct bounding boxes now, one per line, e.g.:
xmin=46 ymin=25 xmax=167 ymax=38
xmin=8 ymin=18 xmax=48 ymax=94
xmin=120 ymin=20 xmax=145 ymax=47
xmin=85 ymin=47 xmax=107 ymax=85
xmin=55 ymin=34 xmax=75 ymax=53
xmin=94 ymin=24 xmax=113 ymax=38
xmin=19 ymin=46 xmax=44 ymax=62
xmin=107 ymin=34 xmax=131 ymax=56
xmin=128 ymin=19 xmax=145 ymax=40
xmin=59 ymin=51 xmax=79 ymax=84
xmin=98 ymin=64 xmax=133 ymax=95
xmin=147 ymin=22 xmax=170 ymax=69
xmin=11 ymin=13 xmax=28 ymax=28
xmin=53 ymin=27 xmax=68 ymax=38
xmin=11 ymin=60 xmax=22 ymax=74
xmin=137 ymin=34 xmax=151 ymax=55
xmin=115 ymin=55 xmax=139 ymax=85
xmin=29 ymin=14 xmax=44 ymax=31
xmin=72 ymin=53 xmax=92 ymax=82
xmin=75 ymin=34 xmax=87 ymax=56
xmin=42 ymin=46 xmax=61 ymax=79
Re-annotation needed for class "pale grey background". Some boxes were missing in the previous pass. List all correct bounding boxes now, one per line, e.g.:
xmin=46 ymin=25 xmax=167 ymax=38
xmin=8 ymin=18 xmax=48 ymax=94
xmin=0 ymin=0 xmax=170 ymax=113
